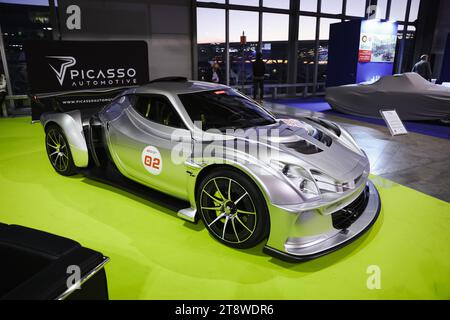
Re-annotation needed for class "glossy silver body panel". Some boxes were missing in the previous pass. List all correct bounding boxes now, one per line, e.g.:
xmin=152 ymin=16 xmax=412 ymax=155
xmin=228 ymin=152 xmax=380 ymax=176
xmin=102 ymin=105 xmax=191 ymax=200
xmin=41 ymin=80 xmax=381 ymax=260
xmin=40 ymin=110 xmax=89 ymax=168
xmin=284 ymin=181 xmax=379 ymax=255
xmin=264 ymin=180 xmax=380 ymax=259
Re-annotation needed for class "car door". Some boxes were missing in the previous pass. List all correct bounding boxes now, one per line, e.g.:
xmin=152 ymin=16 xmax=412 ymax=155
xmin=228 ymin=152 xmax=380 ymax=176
xmin=103 ymin=94 xmax=191 ymax=200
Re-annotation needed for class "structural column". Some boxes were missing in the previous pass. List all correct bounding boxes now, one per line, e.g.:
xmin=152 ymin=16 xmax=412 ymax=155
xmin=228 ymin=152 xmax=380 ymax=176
xmin=287 ymin=0 xmax=300 ymax=94
xmin=0 ymin=24 xmax=13 ymax=116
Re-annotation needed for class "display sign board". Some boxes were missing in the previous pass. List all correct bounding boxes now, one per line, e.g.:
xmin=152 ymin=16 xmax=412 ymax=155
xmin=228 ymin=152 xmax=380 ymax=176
xmin=358 ymin=34 xmax=373 ymax=63
xmin=358 ymin=32 xmax=397 ymax=63
xmin=356 ymin=20 xmax=398 ymax=84
xmin=358 ymin=22 xmax=397 ymax=64
xmin=380 ymin=109 xmax=408 ymax=136
xmin=24 ymin=40 xmax=149 ymax=94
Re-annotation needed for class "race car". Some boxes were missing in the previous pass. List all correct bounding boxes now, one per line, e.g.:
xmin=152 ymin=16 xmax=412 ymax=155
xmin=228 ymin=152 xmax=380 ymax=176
xmin=40 ymin=77 xmax=381 ymax=262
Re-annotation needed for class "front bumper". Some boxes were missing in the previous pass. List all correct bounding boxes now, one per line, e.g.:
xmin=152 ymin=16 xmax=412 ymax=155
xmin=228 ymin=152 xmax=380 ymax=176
xmin=263 ymin=180 xmax=381 ymax=262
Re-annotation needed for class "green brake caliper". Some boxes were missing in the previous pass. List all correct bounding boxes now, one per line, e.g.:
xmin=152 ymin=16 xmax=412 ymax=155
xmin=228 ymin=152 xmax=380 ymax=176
xmin=213 ymin=190 xmax=226 ymax=222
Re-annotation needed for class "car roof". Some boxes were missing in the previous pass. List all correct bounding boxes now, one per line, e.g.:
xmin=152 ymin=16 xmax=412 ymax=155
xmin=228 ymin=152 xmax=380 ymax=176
xmin=125 ymin=80 xmax=229 ymax=96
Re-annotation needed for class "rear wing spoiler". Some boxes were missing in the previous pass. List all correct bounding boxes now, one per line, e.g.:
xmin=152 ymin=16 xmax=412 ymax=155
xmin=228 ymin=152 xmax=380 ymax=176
xmin=31 ymin=86 xmax=137 ymax=121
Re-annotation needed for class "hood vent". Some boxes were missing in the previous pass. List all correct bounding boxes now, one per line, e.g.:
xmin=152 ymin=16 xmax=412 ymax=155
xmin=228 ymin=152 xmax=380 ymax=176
xmin=307 ymin=117 xmax=341 ymax=137
xmin=283 ymin=129 xmax=332 ymax=155
xmin=311 ymin=129 xmax=332 ymax=147
xmin=284 ymin=140 xmax=323 ymax=155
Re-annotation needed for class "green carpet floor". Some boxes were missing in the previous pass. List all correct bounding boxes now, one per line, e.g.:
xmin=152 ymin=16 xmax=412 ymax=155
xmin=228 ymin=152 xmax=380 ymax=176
xmin=0 ymin=117 xmax=449 ymax=299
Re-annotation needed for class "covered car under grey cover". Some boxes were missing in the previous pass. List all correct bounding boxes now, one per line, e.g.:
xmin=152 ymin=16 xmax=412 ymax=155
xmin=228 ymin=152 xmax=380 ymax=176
xmin=326 ymin=72 xmax=450 ymax=120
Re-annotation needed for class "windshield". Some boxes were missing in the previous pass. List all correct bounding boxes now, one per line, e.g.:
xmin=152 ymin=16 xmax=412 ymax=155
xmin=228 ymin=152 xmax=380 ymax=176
xmin=178 ymin=89 xmax=276 ymax=131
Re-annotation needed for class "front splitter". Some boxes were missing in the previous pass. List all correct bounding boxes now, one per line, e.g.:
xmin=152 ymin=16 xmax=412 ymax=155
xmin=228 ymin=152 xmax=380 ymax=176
xmin=263 ymin=180 xmax=381 ymax=263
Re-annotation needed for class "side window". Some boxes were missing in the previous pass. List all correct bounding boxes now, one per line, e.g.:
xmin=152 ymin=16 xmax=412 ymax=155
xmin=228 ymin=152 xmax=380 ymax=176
xmin=103 ymin=95 xmax=135 ymax=120
xmin=133 ymin=95 xmax=184 ymax=128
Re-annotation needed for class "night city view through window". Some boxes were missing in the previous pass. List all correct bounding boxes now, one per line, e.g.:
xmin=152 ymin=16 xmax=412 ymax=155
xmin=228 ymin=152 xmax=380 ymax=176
xmin=0 ymin=0 xmax=52 ymax=97
xmin=197 ymin=7 xmax=292 ymax=87
xmin=0 ymin=0 xmax=421 ymax=97
xmin=196 ymin=0 xmax=420 ymax=95
xmin=197 ymin=6 xmax=337 ymax=90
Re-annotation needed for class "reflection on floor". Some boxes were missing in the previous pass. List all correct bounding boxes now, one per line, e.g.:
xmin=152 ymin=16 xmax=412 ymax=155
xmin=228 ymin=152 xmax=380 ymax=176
xmin=264 ymin=100 xmax=450 ymax=203
xmin=0 ymin=117 xmax=449 ymax=299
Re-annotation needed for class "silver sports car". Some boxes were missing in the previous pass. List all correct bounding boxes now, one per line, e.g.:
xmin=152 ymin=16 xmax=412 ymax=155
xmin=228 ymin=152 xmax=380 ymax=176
xmin=40 ymin=77 xmax=381 ymax=262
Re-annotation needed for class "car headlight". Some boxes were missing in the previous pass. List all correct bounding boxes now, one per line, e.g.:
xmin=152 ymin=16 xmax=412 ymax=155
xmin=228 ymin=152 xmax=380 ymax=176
xmin=270 ymin=160 xmax=320 ymax=199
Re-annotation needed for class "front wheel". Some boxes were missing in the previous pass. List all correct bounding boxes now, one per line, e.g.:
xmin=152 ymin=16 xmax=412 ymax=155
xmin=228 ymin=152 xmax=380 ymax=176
xmin=197 ymin=168 xmax=270 ymax=249
xmin=45 ymin=124 xmax=76 ymax=176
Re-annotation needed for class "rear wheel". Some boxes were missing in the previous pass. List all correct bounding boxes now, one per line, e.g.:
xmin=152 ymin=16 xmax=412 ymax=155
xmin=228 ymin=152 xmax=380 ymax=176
xmin=45 ymin=124 xmax=76 ymax=176
xmin=197 ymin=168 xmax=269 ymax=249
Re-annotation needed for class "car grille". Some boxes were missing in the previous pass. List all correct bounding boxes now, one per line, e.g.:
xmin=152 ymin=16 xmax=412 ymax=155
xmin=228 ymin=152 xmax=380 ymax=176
xmin=331 ymin=186 xmax=369 ymax=230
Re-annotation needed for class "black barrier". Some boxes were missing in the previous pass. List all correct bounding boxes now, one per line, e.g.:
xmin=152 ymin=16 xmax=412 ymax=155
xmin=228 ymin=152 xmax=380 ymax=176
xmin=0 ymin=223 xmax=109 ymax=300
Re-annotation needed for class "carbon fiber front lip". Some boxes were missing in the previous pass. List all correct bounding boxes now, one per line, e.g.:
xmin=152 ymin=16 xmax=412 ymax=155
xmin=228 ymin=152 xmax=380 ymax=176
xmin=263 ymin=180 xmax=381 ymax=262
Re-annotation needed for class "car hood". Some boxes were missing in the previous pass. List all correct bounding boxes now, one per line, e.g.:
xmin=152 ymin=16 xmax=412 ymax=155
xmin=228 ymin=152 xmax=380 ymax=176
xmin=220 ymin=119 xmax=368 ymax=183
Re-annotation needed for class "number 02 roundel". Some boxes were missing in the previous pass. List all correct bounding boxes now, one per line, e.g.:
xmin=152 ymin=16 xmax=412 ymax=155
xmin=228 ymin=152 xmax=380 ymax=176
xmin=141 ymin=146 xmax=162 ymax=175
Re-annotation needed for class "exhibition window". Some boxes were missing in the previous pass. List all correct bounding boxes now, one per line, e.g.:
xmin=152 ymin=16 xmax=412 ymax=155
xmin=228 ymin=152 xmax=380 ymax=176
xmin=345 ymin=0 xmax=366 ymax=17
xmin=321 ymin=0 xmax=343 ymax=15
xmin=389 ymin=0 xmax=408 ymax=21
xmin=395 ymin=25 xmax=417 ymax=74
xmin=317 ymin=18 xmax=341 ymax=86
xmin=299 ymin=0 xmax=318 ymax=12
xmin=262 ymin=13 xmax=289 ymax=86
xmin=375 ymin=0 xmax=388 ymax=19
xmin=229 ymin=10 xmax=259 ymax=86
xmin=0 ymin=2 xmax=52 ymax=97
xmin=196 ymin=8 xmax=227 ymax=84
xmin=263 ymin=0 xmax=290 ymax=10
xmin=195 ymin=0 xmax=424 ymax=94
xmin=229 ymin=0 xmax=259 ymax=7
xmin=408 ymin=0 xmax=421 ymax=22
xmin=298 ymin=16 xmax=317 ymax=85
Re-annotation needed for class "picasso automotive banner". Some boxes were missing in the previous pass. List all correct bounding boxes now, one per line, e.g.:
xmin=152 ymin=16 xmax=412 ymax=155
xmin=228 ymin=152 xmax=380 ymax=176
xmin=24 ymin=40 xmax=149 ymax=94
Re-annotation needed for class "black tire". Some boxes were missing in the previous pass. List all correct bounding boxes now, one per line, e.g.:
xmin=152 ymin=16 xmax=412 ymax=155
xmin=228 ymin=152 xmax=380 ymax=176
xmin=197 ymin=168 xmax=270 ymax=249
xmin=45 ymin=124 xmax=76 ymax=176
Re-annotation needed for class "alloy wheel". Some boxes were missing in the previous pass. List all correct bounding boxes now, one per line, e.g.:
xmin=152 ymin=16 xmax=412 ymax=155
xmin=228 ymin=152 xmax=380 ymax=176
xmin=46 ymin=128 xmax=70 ymax=172
xmin=200 ymin=177 xmax=257 ymax=244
